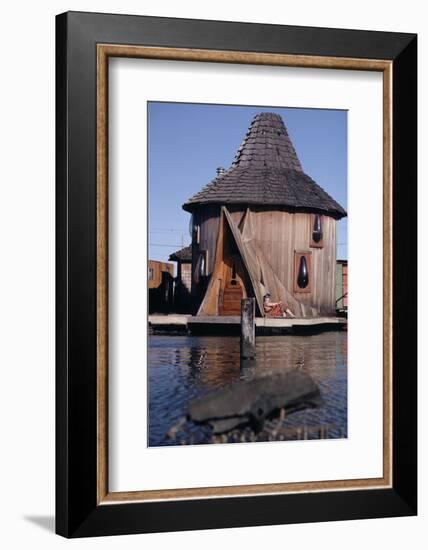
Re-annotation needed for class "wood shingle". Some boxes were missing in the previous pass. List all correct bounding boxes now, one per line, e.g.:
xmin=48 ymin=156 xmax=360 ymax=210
xmin=169 ymin=245 xmax=192 ymax=262
xmin=183 ymin=112 xmax=347 ymax=219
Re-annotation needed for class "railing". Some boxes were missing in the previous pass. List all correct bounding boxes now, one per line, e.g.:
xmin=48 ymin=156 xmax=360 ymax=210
xmin=335 ymin=292 xmax=348 ymax=304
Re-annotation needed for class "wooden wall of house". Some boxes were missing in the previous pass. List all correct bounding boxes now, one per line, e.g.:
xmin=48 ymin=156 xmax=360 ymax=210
xmin=190 ymin=206 xmax=220 ymax=310
xmin=181 ymin=263 xmax=192 ymax=293
xmin=191 ymin=205 xmax=220 ymax=274
xmin=250 ymin=209 xmax=337 ymax=315
xmin=191 ymin=206 xmax=338 ymax=316
xmin=148 ymin=260 xmax=174 ymax=289
xmin=173 ymin=261 xmax=192 ymax=313
xmin=336 ymin=261 xmax=348 ymax=311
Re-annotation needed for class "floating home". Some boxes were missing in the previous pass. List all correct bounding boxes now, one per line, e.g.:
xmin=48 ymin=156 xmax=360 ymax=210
xmin=336 ymin=259 xmax=348 ymax=315
xmin=148 ymin=259 xmax=174 ymax=313
xmin=182 ymin=113 xmax=347 ymax=318
xmin=169 ymin=245 xmax=192 ymax=313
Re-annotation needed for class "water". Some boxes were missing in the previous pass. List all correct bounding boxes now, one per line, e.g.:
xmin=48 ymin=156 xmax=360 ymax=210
xmin=148 ymin=331 xmax=347 ymax=446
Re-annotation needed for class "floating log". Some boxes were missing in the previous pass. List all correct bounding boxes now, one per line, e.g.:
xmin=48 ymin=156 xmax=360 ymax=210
xmin=188 ymin=369 xmax=322 ymax=434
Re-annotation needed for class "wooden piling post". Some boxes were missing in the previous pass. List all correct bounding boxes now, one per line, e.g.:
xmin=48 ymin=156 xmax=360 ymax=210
xmin=240 ymin=298 xmax=255 ymax=359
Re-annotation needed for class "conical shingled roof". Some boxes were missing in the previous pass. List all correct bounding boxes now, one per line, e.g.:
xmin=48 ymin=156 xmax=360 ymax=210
xmin=182 ymin=112 xmax=347 ymax=219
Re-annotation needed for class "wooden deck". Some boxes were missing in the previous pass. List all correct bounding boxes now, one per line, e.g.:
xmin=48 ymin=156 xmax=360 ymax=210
xmin=149 ymin=314 xmax=347 ymax=333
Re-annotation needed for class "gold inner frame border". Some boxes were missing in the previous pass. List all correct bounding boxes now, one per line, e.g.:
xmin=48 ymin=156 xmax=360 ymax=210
xmin=96 ymin=44 xmax=393 ymax=505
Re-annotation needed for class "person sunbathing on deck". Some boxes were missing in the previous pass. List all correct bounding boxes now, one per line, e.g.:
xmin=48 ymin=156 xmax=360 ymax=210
xmin=263 ymin=293 xmax=295 ymax=318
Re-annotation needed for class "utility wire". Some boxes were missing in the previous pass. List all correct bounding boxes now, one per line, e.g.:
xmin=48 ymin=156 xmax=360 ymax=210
xmin=150 ymin=229 xmax=188 ymax=233
xmin=150 ymin=243 xmax=186 ymax=247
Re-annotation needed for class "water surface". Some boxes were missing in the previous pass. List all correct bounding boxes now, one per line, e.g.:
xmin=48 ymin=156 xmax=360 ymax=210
xmin=148 ymin=331 xmax=347 ymax=446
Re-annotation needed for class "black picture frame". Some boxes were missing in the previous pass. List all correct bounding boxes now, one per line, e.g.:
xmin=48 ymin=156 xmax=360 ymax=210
xmin=56 ymin=11 xmax=417 ymax=538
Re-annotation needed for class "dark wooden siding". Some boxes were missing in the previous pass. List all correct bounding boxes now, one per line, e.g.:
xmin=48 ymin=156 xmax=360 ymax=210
xmin=148 ymin=260 xmax=174 ymax=313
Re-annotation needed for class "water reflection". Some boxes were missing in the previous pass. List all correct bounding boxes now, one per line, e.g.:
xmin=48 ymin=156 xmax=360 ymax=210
xmin=148 ymin=332 xmax=347 ymax=446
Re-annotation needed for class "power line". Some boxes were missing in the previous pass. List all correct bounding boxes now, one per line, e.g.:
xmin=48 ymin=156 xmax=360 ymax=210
xmin=150 ymin=228 xmax=188 ymax=233
xmin=150 ymin=243 xmax=185 ymax=247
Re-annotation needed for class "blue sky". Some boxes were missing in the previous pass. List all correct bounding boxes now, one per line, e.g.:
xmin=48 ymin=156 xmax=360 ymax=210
xmin=148 ymin=102 xmax=347 ymax=262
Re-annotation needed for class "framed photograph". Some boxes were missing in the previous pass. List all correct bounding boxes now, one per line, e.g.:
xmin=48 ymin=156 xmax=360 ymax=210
xmin=56 ymin=11 xmax=417 ymax=537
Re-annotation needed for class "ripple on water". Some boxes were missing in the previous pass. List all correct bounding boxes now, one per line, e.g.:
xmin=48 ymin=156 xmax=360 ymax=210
xmin=148 ymin=331 xmax=347 ymax=446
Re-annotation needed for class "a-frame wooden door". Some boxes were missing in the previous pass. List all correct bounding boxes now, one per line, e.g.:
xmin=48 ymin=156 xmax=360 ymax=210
xmin=218 ymin=257 xmax=244 ymax=315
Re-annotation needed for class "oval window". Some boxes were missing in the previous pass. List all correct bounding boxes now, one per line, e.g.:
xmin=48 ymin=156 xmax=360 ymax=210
xmin=199 ymin=254 xmax=205 ymax=277
xmin=297 ymin=255 xmax=309 ymax=289
xmin=188 ymin=214 xmax=193 ymax=238
xmin=194 ymin=254 xmax=201 ymax=284
xmin=312 ymin=214 xmax=323 ymax=243
xmin=194 ymin=252 xmax=206 ymax=283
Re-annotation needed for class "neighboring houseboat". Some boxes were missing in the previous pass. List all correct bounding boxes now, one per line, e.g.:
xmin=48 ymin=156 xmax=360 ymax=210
xmin=336 ymin=259 xmax=348 ymax=315
xmin=182 ymin=112 xmax=347 ymax=318
xmin=148 ymin=260 xmax=174 ymax=313
xmin=169 ymin=245 xmax=192 ymax=313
